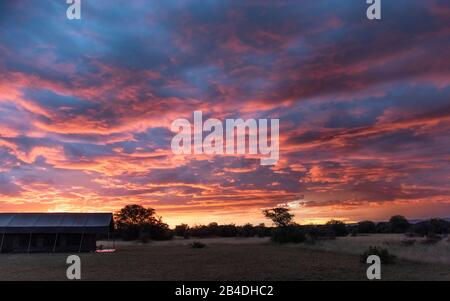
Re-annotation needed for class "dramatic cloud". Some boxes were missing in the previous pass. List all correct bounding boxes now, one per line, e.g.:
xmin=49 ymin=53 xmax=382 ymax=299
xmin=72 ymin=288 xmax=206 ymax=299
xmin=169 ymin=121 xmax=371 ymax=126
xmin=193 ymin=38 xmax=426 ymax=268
xmin=0 ymin=0 xmax=449 ymax=225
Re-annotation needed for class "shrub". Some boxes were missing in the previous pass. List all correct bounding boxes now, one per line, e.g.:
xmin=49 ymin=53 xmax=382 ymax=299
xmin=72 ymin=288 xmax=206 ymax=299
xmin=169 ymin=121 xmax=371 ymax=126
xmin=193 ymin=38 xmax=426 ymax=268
xmin=412 ymin=219 xmax=450 ymax=236
xmin=271 ymin=225 xmax=305 ymax=244
xmin=375 ymin=222 xmax=391 ymax=233
xmin=255 ymin=223 xmax=271 ymax=237
xmin=140 ymin=223 xmax=174 ymax=241
xmin=187 ymin=223 xmax=244 ymax=238
xmin=302 ymin=225 xmax=320 ymax=240
xmin=357 ymin=221 xmax=376 ymax=233
xmin=118 ymin=224 xmax=141 ymax=241
xmin=302 ymin=224 xmax=337 ymax=240
xmin=325 ymin=220 xmax=348 ymax=237
xmin=175 ymin=224 xmax=190 ymax=239
xmin=191 ymin=241 xmax=206 ymax=249
xmin=217 ymin=224 xmax=239 ymax=237
xmin=429 ymin=218 xmax=450 ymax=234
xmin=240 ymin=223 xmax=255 ymax=237
xmin=188 ymin=225 xmax=209 ymax=237
xmin=360 ymin=246 xmax=396 ymax=264
xmin=421 ymin=233 xmax=442 ymax=245
xmin=207 ymin=222 xmax=219 ymax=236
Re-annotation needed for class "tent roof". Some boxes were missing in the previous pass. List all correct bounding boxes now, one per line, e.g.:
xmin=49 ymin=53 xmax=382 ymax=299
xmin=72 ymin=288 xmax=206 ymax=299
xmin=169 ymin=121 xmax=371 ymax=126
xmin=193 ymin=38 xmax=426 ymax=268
xmin=0 ymin=213 xmax=113 ymax=234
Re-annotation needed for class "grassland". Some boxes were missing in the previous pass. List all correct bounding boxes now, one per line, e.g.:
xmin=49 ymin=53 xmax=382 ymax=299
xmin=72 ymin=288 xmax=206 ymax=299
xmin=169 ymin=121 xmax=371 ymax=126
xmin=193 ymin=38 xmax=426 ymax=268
xmin=298 ymin=234 xmax=450 ymax=265
xmin=0 ymin=235 xmax=449 ymax=281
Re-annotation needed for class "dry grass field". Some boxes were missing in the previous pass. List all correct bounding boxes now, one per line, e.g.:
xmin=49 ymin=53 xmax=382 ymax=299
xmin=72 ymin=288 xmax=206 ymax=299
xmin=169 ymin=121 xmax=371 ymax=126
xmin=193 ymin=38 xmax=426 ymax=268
xmin=0 ymin=235 xmax=449 ymax=281
xmin=298 ymin=234 xmax=450 ymax=265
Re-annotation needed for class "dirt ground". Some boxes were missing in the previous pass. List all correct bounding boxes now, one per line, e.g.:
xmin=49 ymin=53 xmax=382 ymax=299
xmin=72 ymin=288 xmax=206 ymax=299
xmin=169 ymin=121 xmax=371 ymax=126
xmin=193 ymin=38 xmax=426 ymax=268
xmin=0 ymin=237 xmax=449 ymax=281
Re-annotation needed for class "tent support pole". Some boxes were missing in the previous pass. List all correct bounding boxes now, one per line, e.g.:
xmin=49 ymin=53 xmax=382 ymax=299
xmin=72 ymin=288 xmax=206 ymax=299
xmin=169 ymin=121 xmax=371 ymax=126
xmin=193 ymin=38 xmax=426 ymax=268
xmin=0 ymin=233 xmax=5 ymax=253
xmin=53 ymin=233 xmax=58 ymax=253
xmin=27 ymin=233 xmax=32 ymax=253
xmin=78 ymin=233 xmax=84 ymax=253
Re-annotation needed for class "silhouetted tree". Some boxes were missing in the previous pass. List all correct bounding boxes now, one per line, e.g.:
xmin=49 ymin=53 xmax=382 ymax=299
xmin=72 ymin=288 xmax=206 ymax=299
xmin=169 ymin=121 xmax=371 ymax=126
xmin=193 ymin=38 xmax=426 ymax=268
xmin=175 ymin=223 xmax=190 ymax=238
xmin=263 ymin=207 xmax=305 ymax=243
xmin=325 ymin=220 xmax=348 ymax=236
xmin=357 ymin=220 xmax=376 ymax=233
xmin=255 ymin=223 xmax=271 ymax=237
xmin=389 ymin=215 xmax=410 ymax=233
xmin=263 ymin=207 xmax=293 ymax=227
xmin=411 ymin=218 xmax=450 ymax=236
xmin=240 ymin=223 xmax=255 ymax=237
xmin=375 ymin=222 xmax=390 ymax=233
xmin=187 ymin=223 xmax=240 ymax=237
xmin=217 ymin=224 xmax=238 ymax=237
xmin=208 ymin=222 xmax=219 ymax=236
xmin=115 ymin=204 xmax=158 ymax=226
xmin=114 ymin=204 xmax=172 ymax=241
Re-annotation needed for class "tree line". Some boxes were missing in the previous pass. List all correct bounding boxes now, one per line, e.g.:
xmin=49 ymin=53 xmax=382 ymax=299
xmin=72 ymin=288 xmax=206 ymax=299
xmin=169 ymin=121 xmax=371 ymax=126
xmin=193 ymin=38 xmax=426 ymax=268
xmin=113 ymin=204 xmax=450 ymax=243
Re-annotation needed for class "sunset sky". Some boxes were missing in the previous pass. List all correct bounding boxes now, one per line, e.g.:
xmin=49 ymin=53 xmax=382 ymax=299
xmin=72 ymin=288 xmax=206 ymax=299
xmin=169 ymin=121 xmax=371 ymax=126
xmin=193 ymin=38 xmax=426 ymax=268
xmin=0 ymin=0 xmax=449 ymax=226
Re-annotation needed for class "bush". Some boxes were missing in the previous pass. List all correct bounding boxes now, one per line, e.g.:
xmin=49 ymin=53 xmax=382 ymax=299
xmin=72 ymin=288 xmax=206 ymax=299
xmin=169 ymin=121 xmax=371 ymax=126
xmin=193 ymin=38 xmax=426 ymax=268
xmin=218 ymin=224 xmax=239 ymax=237
xmin=357 ymin=221 xmax=376 ymax=233
xmin=118 ymin=224 xmax=174 ymax=241
xmin=141 ymin=223 xmax=174 ymax=241
xmin=187 ymin=223 xmax=243 ymax=238
xmin=421 ymin=233 xmax=442 ymax=245
xmin=412 ymin=219 xmax=450 ymax=236
xmin=302 ymin=224 xmax=337 ymax=240
xmin=240 ymin=223 xmax=255 ymax=237
xmin=375 ymin=222 xmax=391 ymax=233
xmin=255 ymin=223 xmax=271 ymax=237
xmin=271 ymin=225 xmax=305 ymax=244
xmin=302 ymin=225 xmax=318 ymax=240
xmin=360 ymin=246 xmax=396 ymax=264
xmin=175 ymin=224 xmax=190 ymax=239
xmin=325 ymin=220 xmax=348 ymax=237
xmin=118 ymin=224 xmax=141 ymax=241
xmin=191 ymin=241 xmax=206 ymax=249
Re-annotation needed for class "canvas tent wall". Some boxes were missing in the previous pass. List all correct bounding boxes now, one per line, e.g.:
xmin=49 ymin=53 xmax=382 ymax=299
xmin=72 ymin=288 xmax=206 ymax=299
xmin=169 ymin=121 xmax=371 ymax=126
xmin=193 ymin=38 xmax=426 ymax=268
xmin=0 ymin=213 xmax=113 ymax=253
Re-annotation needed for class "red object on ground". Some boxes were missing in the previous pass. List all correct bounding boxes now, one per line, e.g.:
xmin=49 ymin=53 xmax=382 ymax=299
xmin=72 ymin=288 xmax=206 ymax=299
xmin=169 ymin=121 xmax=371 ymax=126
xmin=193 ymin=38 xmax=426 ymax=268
xmin=95 ymin=249 xmax=116 ymax=253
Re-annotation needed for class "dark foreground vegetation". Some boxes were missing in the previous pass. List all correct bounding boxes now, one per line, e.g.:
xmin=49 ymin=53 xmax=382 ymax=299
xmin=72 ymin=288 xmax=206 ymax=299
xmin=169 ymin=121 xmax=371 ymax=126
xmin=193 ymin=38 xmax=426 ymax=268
xmin=113 ymin=204 xmax=450 ymax=245
xmin=360 ymin=246 xmax=396 ymax=265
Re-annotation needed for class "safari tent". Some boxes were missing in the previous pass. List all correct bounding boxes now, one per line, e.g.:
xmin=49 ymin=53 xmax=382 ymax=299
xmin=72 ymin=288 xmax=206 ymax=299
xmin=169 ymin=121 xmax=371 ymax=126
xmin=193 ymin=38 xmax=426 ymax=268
xmin=0 ymin=213 xmax=113 ymax=253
